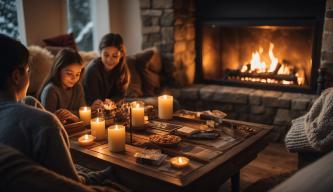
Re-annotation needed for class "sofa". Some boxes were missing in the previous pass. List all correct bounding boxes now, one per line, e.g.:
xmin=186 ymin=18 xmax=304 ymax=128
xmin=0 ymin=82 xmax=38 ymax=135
xmin=27 ymin=45 xmax=168 ymax=101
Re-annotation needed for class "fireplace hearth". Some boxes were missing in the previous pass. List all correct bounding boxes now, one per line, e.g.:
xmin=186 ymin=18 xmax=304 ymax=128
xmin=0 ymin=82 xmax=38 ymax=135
xmin=195 ymin=0 xmax=326 ymax=93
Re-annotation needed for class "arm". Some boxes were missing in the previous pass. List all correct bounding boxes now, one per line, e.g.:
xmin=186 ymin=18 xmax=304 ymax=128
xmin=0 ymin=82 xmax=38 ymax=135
xmin=0 ymin=145 xmax=107 ymax=192
xmin=34 ymin=114 xmax=81 ymax=182
xmin=40 ymin=85 xmax=59 ymax=113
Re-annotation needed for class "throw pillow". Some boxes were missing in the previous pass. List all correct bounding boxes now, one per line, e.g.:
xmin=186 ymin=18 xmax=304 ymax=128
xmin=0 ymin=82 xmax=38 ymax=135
xmin=27 ymin=46 xmax=54 ymax=96
xmin=43 ymin=33 xmax=77 ymax=50
xmin=126 ymin=55 xmax=143 ymax=97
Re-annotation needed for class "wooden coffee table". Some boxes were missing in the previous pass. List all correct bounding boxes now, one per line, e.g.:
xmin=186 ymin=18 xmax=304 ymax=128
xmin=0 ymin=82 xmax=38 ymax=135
xmin=70 ymin=118 xmax=272 ymax=192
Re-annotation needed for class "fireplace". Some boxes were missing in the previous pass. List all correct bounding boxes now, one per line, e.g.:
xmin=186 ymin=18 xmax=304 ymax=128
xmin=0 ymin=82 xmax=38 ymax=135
xmin=195 ymin=0 xmax=326 ymax=93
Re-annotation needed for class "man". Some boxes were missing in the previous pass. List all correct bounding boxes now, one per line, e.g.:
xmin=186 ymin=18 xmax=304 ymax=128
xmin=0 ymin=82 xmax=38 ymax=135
xmin=0 ymin=34 xmax=81 ymax=182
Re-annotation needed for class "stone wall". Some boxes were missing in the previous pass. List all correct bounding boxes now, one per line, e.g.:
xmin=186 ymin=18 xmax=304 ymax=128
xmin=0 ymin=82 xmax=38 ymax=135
xmin=321 ymin=0 xmax=333 ymax=88
xmin=172 ymin=85 xmax=317 ymax=141
xmin=139 ymin=0 xmax=195 ymax=86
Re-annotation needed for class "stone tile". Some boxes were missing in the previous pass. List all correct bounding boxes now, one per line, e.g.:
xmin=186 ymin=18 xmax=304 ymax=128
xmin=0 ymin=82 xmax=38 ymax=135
xmin=291 ymin=99 xmax=310 ymax=110
xmin=249 ymin=90 xmax=263 ymax=105
xmin=174 ymin=41 xmax=187 ymax=53
xmin=140 ymin=0 xmax=150 ymax=8
xmin=290 ymin=110 xmax=307 ymax=119
xmin=213 ymin=88 xmax=248 ymax=104
xmin=175 ymin=26 xmax=187 ymax=41
xmin=178 ymin=86 xmax=200 ymax=100
xmin=161 ymin=9 xmax=174 ymax=26
xmin=152 ymin=0 xmax=173 ymax=9
xmin=199 ymin=85 xmax=222 ymax=101
xmin=262 ymin=91 xmax=283 ymax=107
xmin=142 ymin=26 xmax=160 ymax=34
xmin=161 ymin=27 xmax=173 ymax=42
xmin=274 ymin=109 xmax=292 ymax=126
xmin=141 ymin=9 xmax=163 ymax=16
xmin=322 ymin=32 xmax=333 ymax=51
xmin=251 ymin=105 xmax=266 ymax=114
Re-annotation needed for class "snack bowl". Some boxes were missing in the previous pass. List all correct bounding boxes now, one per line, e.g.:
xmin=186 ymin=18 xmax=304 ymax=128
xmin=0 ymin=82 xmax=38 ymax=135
xmin=149 ymin=134 xmax=181 ymax=147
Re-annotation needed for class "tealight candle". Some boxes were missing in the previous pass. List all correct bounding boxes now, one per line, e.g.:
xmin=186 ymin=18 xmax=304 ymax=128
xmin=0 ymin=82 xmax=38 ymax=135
xmin=78 ymin=134 xmax=95 ymax=146
xmin=158 ymin=95 xmax=173 ymax=120
xmin=91 ymin=117 xmax=106 ymax=140
xmin=108 ymin=124 xmax=126 ymax=152
xmin=131 ymin=102 xmax=144 ymax=127
xmin=79 ymin=106 xmax=91 ymax=123
xmin=170 ymin=156 xmax=190 ymax=169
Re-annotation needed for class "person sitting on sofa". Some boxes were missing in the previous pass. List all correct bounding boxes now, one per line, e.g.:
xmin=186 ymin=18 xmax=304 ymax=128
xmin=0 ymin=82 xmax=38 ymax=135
xmin=285 ymin=87 xmax=333 ymax=153
xmin=83 ymin=33 xmax=130 ymax=111
xmin=38 ymin=48 xmax=85 ymax=124
xmin=0 ymin=34 xmax=82 ymax=182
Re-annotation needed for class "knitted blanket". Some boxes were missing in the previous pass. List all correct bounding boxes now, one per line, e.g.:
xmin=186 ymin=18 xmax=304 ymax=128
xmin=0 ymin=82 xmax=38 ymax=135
xmin=285 ymin=88 xmax=333 ymax=153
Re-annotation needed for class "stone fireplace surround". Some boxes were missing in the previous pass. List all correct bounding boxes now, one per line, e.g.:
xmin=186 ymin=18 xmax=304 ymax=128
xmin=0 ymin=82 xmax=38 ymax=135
xmin=139 ymin=0 xmax=333 ymax=141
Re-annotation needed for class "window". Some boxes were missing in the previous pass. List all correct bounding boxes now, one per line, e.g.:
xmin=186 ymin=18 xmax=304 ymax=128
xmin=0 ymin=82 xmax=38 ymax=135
xmin=67 ymin=0 xmax=93 ymax=51
xmin=67 ymin=0 xmax=110 ymax=51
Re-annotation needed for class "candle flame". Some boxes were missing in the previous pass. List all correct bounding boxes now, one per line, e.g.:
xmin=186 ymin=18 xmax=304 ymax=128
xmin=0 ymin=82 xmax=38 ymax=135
xmin=163 ymin=95 xmax=168 ymax=99
xmin=115 ymin=125 xmax=119 ymax=130
xmin=178 ymin=157 xmax=183 ymax=163
xmin=84 ymin=134 xmax=89 ymax=140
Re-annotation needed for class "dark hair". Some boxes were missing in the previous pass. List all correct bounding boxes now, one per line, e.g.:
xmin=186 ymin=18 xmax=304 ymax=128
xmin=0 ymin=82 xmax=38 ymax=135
xmin=0 ymin=34 xmax=29 ymax=90
xmin=37 ymin=48 xmax=83 ymax=99
xmin=99 ymin=33 xmax=125 ymax=54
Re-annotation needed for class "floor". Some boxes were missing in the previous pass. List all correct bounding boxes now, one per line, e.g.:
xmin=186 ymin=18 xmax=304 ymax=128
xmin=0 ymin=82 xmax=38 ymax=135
xmin=219 ymin=142 xmax=298 ymax=192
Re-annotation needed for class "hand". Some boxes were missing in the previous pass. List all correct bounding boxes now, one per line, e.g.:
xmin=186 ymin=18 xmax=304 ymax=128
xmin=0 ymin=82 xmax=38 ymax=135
xmin=54 ymin=108 xmax=80 ymax=124
xmin=91 ymin=99 xmax=104 ymax=110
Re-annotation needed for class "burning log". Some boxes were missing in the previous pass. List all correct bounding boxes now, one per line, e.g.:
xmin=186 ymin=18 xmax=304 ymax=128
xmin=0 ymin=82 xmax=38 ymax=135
xmin=224 ymin=68 xmax=298 ymax=84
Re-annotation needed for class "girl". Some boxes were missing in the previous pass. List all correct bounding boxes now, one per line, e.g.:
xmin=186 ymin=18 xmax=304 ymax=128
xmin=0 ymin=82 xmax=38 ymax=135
xmin=83 ymin=33 xmax=130 ymax=111
xmin=39 ymin=48 xmax=85 ymax=124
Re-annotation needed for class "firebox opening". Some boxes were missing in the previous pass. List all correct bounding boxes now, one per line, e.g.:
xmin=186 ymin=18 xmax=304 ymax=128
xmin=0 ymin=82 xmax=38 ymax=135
xmin=202 ymin=24 xmax=314 ymax=89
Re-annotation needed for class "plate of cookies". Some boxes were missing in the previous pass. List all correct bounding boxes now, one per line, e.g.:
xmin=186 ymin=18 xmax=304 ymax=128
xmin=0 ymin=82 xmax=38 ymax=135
xmin=149 ymin=134 xmax=181 ymax=147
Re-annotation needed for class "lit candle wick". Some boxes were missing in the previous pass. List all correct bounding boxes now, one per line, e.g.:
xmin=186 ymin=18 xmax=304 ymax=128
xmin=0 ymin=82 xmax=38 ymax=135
xmin=84 ymin=134 xmax=89 ymax=140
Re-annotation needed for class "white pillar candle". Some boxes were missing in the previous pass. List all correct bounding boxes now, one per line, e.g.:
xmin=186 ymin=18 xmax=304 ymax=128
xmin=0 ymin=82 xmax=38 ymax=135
xmin=158 ymin=95 xmax=173 ymax=120
xmin=108 ymin=124 xmax=126 ymax=152
xmin=131 ymin=103 xmax=144 ymax=127
xmin=90 ymin=117 xmax=105 ymax=140
xmin=79 ymin=106 xmax=91 ymax=123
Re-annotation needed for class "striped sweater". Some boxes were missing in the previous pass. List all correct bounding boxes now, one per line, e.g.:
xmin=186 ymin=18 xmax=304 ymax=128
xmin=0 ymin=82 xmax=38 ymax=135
xmin=285 ymin=88 xmax=333 ymax=153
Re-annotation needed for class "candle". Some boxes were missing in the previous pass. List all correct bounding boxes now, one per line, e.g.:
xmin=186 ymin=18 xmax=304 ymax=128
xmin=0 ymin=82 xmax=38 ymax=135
xmin=131 ymin=102 xmax=144 ymax=127
xmin=170 ymin=156 xmax=190 ymax=169
xmin=79 ymin=106 xmax=91 ymax=123
xmin=108 ymin=124 xmax=126 ymax=152
xmin=91 ymin=117 xmax=105 ymax=140
xmin=78 ymin=134 xmax=95 ymax=146
xmin=158 ymin=95 xmax=173 ymax=120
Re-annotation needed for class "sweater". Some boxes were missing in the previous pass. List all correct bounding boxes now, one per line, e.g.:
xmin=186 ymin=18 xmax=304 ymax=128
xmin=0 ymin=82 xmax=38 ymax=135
xmin=40 ymin=82 xmax=85 ymax=114
xmin=0 ymin=100 xmax=81 ymax=182
xmin=285 ymin=88 xmax=333 ymax=153
xmin=83 ymin=58 xmax=129 ymax=105
xmin=0 ymin=144 xmax=113 ymax=192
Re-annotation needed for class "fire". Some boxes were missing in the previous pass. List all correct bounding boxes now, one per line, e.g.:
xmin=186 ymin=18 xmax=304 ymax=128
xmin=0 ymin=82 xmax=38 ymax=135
xmin=240 ymin=42 xmax=305 ymax=85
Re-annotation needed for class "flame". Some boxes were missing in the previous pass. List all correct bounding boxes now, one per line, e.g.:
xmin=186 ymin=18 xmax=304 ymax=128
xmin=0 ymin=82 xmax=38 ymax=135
xmin=239 ymin=42 xmax=305 ymax=85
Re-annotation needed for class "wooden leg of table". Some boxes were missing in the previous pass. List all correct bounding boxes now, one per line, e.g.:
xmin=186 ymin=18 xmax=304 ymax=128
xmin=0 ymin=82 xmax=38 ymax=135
xmin=231 ymin=172 xmax=240 ymax=192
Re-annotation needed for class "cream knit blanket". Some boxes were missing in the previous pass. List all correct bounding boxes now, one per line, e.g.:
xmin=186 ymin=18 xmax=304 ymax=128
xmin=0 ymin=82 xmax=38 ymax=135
xmin=285 ymin=88 xmax=333 ymax=152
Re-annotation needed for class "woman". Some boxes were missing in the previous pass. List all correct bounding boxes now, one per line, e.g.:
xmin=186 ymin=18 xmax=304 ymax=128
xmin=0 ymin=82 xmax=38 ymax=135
xmin=83 ymin=33 xmax=130 ymax=111
xmin=39 ymin=48 xmax=85 ymax=124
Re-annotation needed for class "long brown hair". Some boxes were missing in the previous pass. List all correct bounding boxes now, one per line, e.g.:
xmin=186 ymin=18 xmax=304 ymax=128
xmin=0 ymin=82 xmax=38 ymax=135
xmin=37 ymin=48 xmax=83 ymax=99
xmin=99 ymin=33 xmax=129 ymax=91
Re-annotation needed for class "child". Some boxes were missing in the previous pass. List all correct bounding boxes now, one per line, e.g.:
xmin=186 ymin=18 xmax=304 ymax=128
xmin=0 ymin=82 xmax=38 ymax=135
xmin=39 ymin=48 xmax=85 ymax=124
xmin=83 ymin=33 xmax=130 ymax=111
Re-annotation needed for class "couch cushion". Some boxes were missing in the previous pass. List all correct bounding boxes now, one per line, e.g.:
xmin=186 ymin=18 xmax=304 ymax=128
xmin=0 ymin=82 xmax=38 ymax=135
xmin=27 ymin=46 xmax=54 ymax=96
xmin=43 ymin=33 xmax=77 ymax=50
